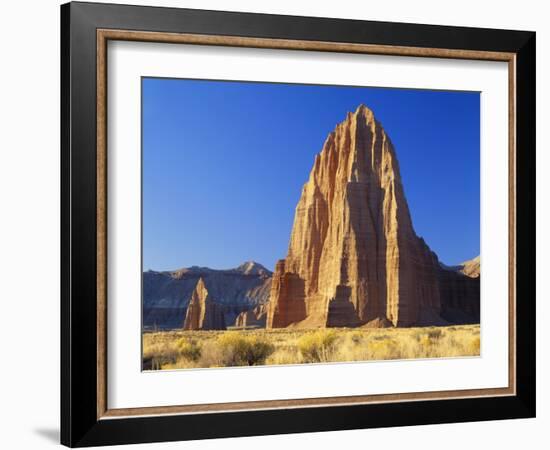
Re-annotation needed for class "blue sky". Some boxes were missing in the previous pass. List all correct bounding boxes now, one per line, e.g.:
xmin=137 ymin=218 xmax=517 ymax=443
xmin=142 ymin=78 xmax=480 ymax=271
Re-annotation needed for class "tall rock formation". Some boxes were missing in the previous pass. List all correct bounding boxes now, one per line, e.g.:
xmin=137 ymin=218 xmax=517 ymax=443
xmin=267 ymin=104 xmax=446 ymax=328
xmin=183 ymin=278 xmax=226 ymax=330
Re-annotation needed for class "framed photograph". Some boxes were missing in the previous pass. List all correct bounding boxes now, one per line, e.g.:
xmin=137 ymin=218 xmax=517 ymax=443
xmin=61 ymin=1 xmax=535 ymax=447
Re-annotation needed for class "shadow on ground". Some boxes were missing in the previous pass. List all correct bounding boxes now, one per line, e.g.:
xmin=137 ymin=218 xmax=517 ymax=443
xmin=34 ymin=428 xmax=59 ymax=444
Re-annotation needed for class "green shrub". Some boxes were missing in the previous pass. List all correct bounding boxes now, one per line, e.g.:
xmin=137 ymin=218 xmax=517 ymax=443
xmin=213 ymin=333 xmax=275 ymax=366
xmin=427 ymin=329 xmax=443 ymax=340
xmin=298 ymin=330 xmax=338 ymax=363
xmin=349 ymin=331 xmax=364 ymax=345
xmin=176 ymin=337 xmax=201 ymax=362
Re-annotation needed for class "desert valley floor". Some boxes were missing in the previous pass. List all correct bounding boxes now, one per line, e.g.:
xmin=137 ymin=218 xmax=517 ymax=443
xmin=143 ymin=325 xmax=480 ymax=370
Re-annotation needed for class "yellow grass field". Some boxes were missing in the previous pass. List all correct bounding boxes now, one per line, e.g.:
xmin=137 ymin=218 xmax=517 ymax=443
xmin=142 ymin=324 xmax=480 ymax=370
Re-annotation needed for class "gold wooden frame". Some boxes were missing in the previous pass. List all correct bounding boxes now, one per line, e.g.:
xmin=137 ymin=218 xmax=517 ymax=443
xmin=96 ymin=29 xmax=516 ymax=420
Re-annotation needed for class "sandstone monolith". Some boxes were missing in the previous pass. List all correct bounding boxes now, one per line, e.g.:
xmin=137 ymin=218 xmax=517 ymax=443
xmin=267 ymin=104 xmax=445 ymax=328
xmin=183 ymin=278 xmax=226 ymax=330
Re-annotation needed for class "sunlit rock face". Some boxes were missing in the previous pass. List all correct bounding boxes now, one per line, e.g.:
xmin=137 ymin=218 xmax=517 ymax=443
xmin=267 ymin=104 xmax=475 ymax=328
xmin=183 ymin=278 xmax=226 ymax=330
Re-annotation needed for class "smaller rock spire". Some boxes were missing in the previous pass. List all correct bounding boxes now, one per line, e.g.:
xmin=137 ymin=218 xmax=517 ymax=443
xmin=183 ymin=278 xmax=226 ymax=330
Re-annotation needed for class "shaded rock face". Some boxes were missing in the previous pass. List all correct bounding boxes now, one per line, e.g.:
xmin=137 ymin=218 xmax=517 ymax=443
xmin=183 ymin=278 xmax=226 ymax=330
xmin=326 ymin=285 xmax=361 ymax=328
xmin=266 ymin=260 xmax=307 ymax=328
xmin=267 ymin=104 xmax=475 ymax=328
xmin=143 ymin=262 xmax=271 ymax=330
xmin=234 ymin=304 xmax=268 ymax=328
xmin=143 ymin=308 xmax=186 ymax=331
xmin=439 ymin=265 xmax=480 ymax=324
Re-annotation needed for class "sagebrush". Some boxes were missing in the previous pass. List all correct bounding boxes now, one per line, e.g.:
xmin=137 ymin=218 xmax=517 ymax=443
xmin=143 ymin=324 xmax=480 ymax=370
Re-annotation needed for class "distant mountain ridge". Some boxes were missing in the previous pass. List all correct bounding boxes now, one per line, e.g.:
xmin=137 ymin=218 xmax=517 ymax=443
xmin=439 ymin=256 xmax=480 ymax=277
xmin=161 ymin=261 xmax=272 ymax=279
xmin=459 ymin=256 xmax=480 ymax=278
xmin=143 ymin=261 xmax=272 ymax=330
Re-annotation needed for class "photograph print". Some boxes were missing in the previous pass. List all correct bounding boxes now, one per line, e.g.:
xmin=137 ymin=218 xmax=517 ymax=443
xmin=141 ymin=78 xmax=481 ymax=371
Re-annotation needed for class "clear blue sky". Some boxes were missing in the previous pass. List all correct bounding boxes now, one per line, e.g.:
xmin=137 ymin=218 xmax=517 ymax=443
xmin=142 ymin=78 xmax=479 ymax=271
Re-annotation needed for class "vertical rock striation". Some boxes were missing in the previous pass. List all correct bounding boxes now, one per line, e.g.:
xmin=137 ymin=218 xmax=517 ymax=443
xmin=183 ymin=278 xmax=226 ymax=330
xmin=267 ymin=104 xmax=449 ymax=328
